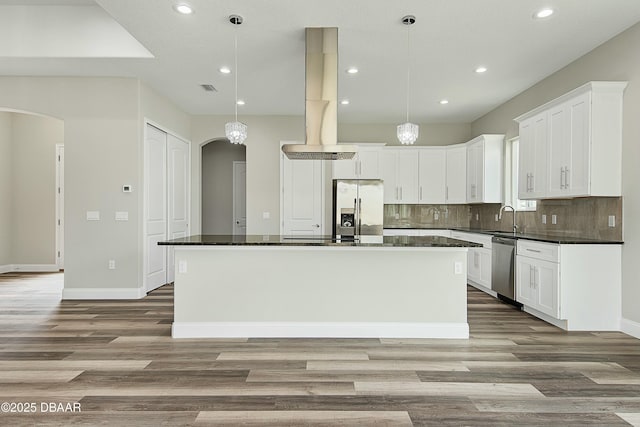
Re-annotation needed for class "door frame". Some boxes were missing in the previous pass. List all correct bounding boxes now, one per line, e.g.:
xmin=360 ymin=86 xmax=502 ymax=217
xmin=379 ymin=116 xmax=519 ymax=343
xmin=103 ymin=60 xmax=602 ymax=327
xmin=142 ymin=119 xmax=191 ymax=293
xmin=232 ymin=161 xmax=247 ymax=235
xmin=55 ymin=144 xmax=64 ymax=270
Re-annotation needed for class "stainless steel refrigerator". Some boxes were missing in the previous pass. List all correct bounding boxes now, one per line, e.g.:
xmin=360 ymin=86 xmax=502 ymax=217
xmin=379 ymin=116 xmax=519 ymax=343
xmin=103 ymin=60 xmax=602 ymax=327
xmin=332 ymin=179 xmax=384 ymax=238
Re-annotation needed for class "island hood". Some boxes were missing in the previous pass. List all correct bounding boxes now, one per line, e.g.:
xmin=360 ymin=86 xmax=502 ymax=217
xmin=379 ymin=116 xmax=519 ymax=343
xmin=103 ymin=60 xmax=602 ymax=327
xmin=282 ymin=27 xmax=357 ymax=160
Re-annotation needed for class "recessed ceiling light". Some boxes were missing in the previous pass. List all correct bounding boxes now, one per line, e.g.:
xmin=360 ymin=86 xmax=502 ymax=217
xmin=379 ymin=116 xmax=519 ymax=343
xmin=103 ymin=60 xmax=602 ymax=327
xmin=236 ymin=100 xmax=245 ymax=106
xmin=346 ymin=67 xmax=359 ymax=75
xmin=534 ymin=8 xmax=554 ymax=19
xmin=440 ymin=99 xmax=449 ymax=105
xmin=219 ymin=66 xmax=231 ymax=74
xmin=340 ymin=99 xmax=350 ymax=105
xmin=173 ymin=3 xmax=193 ymax=14
xmin=475 ymin=66 xmax=488 ymax=74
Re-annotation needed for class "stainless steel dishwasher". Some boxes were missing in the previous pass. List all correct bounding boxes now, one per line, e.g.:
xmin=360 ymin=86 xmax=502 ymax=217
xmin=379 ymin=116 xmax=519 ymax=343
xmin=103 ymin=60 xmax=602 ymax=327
xmin=491 ymin=236 xmax=518 ymax=302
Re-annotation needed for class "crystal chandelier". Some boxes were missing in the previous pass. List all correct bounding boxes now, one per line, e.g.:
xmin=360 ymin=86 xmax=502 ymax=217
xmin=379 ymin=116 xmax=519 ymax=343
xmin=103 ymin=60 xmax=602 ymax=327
xmin=225 ymin=14 xmax=247 ymax=145
xmin=397 ymin=15 xmax=418 ymax=145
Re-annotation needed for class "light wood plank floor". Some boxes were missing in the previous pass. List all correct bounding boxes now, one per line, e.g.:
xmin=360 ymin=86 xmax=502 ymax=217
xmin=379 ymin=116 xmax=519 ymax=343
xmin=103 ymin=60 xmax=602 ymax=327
xmin=1 ymin=272 xmax=640 ymax=426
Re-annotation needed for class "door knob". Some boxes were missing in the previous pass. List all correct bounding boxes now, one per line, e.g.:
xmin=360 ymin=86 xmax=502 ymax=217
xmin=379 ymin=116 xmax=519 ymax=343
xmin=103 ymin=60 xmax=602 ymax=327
xmin=312 ymin=224 xmax=320 ymax=228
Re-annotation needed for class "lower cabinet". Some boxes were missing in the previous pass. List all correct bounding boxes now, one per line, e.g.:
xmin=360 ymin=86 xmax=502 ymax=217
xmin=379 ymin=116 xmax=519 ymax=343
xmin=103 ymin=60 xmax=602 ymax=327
xmin=468 ymin=247 xmax=492 ymax=290
xmin=516 ymin=255 xmax=559 ymax=318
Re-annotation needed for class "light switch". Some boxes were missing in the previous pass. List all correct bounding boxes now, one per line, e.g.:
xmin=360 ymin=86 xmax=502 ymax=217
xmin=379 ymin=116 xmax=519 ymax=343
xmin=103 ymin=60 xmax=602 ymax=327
xmin=552 ymin=214 xmax=557 ymax=225
xmin=262 ymin=211 xmax=270 ymax=219
xmin=86 ymin=211 xmax=100 ymax=221
xmin=454 ymin=262 xmax=463 ymax=275
xmin=115 ymin=211 xmax=129 ymax=221
xmin=542 ymin=214 xmax=547 ymax=224
xmin=608 ymin=215 xmax=616 ymax=227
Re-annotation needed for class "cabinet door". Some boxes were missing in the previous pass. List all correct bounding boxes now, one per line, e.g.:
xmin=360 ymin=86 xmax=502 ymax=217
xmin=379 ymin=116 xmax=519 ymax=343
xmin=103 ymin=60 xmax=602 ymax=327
xmin=357 ymin=148 xmax=381 ymax=179
xmin=518 ymin=119 xmax=534 ymax=199
xmin=479 ymin=247 xmax=492 ymax=289
xmin=547 ymin=103 xmax=569 ymax=197
xmin=466 ymin=142 xmax=483 ymax=203
xmin=380 ymin=150 xmax=399 ymax=204
xmin=418 ymin=149 xmax=446 ymax=204
xmin=468 ymin=248 xmax=481 ymax=284
xmin=332 ymin=157 xmax=358 ymax=179
xmin=445 ymin=146 xmax=467 ymax=204
xmin=531 ymin=113 xmax=548 ymax=199
xmin=534 ymin=258 xmax=560 ymax=318
xmin=516 ymin=256 xmax=536 ymax=306
xmin=397 ymin=150 xmax=419 ymax=203
xmin=566 ymin=93 xmax=590 ymax=196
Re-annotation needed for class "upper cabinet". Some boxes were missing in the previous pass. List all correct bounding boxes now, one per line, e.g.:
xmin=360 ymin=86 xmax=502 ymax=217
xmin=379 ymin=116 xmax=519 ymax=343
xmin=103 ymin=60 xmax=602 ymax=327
xmin=380 ymin=149 xmax=419 ymax=204
xmin=466 ymin=135 xmax=504 ymax=204
xmin=332 ymin=144 xmax=384 ymax=180
xmin=444 ymin=144 xmax=467 ymax=204
xmin=418 ymin=148 xmax=446 ymax=204
xmin=516 ymin=81 xmax=627 ymax=200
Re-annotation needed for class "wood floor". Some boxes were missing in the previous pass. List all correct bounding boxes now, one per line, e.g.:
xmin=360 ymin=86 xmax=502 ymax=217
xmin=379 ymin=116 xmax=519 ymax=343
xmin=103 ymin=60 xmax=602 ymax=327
xmin=1 ymin=273 xmax=640 ymax=426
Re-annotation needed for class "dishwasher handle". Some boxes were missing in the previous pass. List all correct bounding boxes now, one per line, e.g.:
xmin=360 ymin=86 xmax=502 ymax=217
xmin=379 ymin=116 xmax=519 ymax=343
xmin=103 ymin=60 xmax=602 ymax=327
xmin=492 ymin=236 xmax=516 ymax=246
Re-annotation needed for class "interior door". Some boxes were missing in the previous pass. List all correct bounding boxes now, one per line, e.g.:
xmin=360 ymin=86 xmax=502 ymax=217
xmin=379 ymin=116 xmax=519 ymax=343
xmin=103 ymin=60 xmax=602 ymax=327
xmin=282 ymin=151 xmax=324 ymax=236
xmin=144 ymin=124 xmax=168 ymax=290
xmin=166 ymin=134 xmax=190 ymax=285
xmin=233 ymin=161 xmax=247 ymax=235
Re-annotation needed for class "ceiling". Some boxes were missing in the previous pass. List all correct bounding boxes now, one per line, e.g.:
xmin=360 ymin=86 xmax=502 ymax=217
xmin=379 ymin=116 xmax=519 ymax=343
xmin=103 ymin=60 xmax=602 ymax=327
xmin=1 ymin=0 xmax=640 ymax=123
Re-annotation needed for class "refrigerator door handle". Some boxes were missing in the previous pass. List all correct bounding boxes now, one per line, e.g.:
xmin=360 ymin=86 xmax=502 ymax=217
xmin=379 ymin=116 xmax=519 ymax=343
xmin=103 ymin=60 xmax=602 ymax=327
xmin=357 ymin=198 xmax=362 ymax=235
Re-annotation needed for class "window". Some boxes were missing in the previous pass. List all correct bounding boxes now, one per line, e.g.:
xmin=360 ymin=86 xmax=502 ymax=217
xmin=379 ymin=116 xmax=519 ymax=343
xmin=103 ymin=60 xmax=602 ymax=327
xmin=507 ymin=138 xmax=536 ymax=211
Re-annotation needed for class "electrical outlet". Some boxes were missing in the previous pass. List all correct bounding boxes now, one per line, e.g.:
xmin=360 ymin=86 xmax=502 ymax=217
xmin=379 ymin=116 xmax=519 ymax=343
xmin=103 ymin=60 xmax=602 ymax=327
xmin=454 ymin=261 xmax=463 ymax=275
xmin=394 ymin=213 xmax=400 ymax=219
xmin=495 ymin=214 xmax=499 ymax=222
xmin=542 ymin=214 xmax=547 ymax=224
xmin=434 ymin=212 xmax=439 ymax=221
xmin=552 ymin=214 xmax=557 ymax=225
xmin=475 ymin=213 xmax=479 ymax=221
xmin=178 ymin=260 xmax=187 ymax=274
xmin=262 ymin=211 xmax=270 ymax=219
xmin=608 ymin=215 xmax=616 ymax=227
xmin=108 ymin=260 xmax=115 ymax=270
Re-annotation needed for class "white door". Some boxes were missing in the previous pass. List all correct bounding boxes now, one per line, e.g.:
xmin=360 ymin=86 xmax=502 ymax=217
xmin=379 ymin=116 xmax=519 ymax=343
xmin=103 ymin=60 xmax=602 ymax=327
xmin=445 ymin=145 xmax=467 ymax=204
xmin=418 ymin=148 xmax=446 ymax=204
xmin=144 ymin=124 xmax=168 ymax=291
xmin=233 ymin=161 xmax=247 ymax=235
xmin=282 ymin=152 xmax=324 ymax=236
xmin=166 ymin=134 xmax=190 ymax=284
xmin=55 ymin=145 xmax=64 ymax=270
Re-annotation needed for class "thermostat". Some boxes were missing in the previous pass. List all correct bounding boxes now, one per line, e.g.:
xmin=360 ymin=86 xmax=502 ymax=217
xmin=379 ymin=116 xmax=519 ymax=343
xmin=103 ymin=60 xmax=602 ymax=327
xmin=123 ymin=185 xmax=133 ymax=193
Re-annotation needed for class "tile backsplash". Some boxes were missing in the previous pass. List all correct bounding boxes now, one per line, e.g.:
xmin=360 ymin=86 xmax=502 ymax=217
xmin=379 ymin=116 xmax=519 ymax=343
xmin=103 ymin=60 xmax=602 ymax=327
xmin=384 ymin=197 xmax=622 ymax=241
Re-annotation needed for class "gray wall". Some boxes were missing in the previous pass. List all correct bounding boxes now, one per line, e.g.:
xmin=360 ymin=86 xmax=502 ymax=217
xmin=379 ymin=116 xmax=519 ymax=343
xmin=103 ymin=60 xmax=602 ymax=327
xmin=201 ymin=139 xmax=246 ymax=234
xmin=0 ymin=113 xmax=11 ymax=266
xmin=10 ymin=113 xmax=64 ymax=265
xmin=471 ymin=22 xmax=640 ymax=325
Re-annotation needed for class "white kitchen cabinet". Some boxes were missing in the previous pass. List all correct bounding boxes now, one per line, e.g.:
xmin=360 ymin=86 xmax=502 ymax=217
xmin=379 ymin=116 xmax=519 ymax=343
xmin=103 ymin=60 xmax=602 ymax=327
xmin=516 ymin=81 xmax=626 ymax=200
xmin=380 ymin=149 xmax=419 ymax=204
xmin=516 ymin=255 xmax=559 ymax=318
xmin=466 ymin=135 xmax=504 ymax=204
xmin=515 ymin=239 xmax=621 ymax=331
xmin=418 ymin=148 xmax=446 ymax=204
xmin=450 ymin=231 xmax=494 ymax=295
xmin=332 ymin=144 xmax=383 ymax=179
xmin=445 ymin=144 xmax=467 ymax=204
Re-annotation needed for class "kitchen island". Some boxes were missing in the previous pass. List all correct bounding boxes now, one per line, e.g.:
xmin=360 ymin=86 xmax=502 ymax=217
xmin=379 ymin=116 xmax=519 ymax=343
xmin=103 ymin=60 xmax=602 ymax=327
xmin=159 ymin=235 xmax=480 ymax=339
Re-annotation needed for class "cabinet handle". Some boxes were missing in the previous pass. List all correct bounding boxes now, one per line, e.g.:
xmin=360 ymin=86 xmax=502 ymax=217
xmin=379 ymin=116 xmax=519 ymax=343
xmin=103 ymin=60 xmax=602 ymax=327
xmin=533 ymin=266 xmax=538 ymax=289
xmin=530 ymin=173 xmax=534 ymax=192
xmin=526 ymin=248 xmax=542 ymax=253
xmin=560 ymin=167 xmax=565 ymax=189
xmin=400 ymin=187 xmax=403 ymax=200
xmin=565 ymin=166 xmax=570 ymax=189
xmin=420 ymin=186 xmax=423 ymax=200
xmin=529 ymin=173 xmax=533 ymax=192
xmin=446 ymin=186 xmax=449 ymax=200
xmin=396 ymin=187 xmax=399 ymax=200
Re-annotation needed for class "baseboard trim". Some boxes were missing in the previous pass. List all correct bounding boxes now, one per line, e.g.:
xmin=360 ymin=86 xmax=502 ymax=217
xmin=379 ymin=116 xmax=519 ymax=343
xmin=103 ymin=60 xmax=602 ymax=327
xmin=62 ymin=287 xmax=146 ymax=300
xmin=621 ymin=318 xmax=640 ymax=339
xmin=172 ymin=322 xmax=470 ymax=339
xmin=523 ymin=306 xmax=568 ymax=330
xmin=467 ymin=280 xmax=498 ymax=298
xmin=0 ymin=264 xmax=59 ymax=273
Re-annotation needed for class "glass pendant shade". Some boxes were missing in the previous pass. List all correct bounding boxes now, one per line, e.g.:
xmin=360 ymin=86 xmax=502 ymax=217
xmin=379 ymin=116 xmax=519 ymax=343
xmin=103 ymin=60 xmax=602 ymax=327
xmin=225 ymin=121 xmax=247 ymax=145
xmin=397 ymin=122 xmax=419 ymax=145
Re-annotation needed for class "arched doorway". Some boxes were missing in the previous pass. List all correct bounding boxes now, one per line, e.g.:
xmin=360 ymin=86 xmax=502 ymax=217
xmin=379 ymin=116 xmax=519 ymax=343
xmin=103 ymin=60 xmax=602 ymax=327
xmin=201 ymin=138 xmax=246 ymax=234
xmin=0 ymin=109 xmax=64 ymax=273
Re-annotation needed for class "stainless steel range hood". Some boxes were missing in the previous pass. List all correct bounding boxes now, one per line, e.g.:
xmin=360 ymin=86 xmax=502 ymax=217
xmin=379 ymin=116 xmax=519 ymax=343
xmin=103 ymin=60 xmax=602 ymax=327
xmin=282 ymin=27 xmax=357 ymax=160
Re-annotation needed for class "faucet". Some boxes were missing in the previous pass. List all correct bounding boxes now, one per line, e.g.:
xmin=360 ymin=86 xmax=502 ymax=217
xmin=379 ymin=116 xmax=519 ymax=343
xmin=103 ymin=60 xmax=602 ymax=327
xmin=499 ymin=205 xmax=518 ymax=234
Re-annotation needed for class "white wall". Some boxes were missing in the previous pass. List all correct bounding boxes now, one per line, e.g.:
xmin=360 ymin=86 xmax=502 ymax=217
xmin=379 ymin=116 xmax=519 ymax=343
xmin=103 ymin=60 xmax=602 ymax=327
xmin=471 ymin=22 xmax=640 ymax=326
xmin=0 ymin=113 xmax=11 ymax=267
xmin=10 ymin=113 xmax=63 ymax=265
xmin=339 ymin=122 xmax=471 ymax=146
xmin=201 ymin=139 xmax=246 ymax=234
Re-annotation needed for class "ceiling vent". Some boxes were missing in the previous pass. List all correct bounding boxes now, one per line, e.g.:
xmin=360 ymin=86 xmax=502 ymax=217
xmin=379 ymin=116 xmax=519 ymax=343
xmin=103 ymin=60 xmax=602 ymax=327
xmin=201 ymin=84 xmax=217 ymax=92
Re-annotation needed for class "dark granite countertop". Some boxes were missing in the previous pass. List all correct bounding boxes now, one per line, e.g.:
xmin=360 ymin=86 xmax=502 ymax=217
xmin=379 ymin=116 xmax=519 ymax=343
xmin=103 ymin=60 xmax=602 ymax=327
xmin=158 ymin=234 xmax=482 ymax=248
xmin=383 ymin=226 xmax=623 ymax=245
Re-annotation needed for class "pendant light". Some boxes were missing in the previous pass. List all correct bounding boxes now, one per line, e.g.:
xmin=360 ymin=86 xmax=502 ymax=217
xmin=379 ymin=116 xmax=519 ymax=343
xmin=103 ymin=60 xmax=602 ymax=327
xmin=397 ymin=15 xmax=418 ymax=145
xmin=225 ymin=14 xmax=247 ymax=145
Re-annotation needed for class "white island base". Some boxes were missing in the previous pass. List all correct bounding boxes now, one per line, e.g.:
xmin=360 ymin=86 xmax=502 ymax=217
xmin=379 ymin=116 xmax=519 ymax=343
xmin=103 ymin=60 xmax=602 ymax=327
xmin=170 ymin=245 xmax=469 ymax=339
